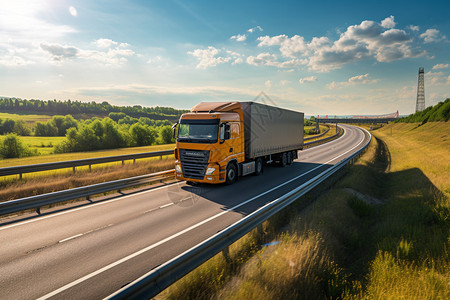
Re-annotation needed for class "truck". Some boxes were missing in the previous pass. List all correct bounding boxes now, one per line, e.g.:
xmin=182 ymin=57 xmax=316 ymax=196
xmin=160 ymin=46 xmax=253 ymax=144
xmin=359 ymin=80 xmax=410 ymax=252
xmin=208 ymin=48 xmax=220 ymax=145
xmin=172 ymin=101 xmax=304 ymax=184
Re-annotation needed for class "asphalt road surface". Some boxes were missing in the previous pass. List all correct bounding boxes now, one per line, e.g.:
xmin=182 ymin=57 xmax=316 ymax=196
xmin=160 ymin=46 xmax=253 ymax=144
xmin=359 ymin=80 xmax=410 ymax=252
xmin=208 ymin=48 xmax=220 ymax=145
xmin=0 ymin=124 xmax=370 ymax=299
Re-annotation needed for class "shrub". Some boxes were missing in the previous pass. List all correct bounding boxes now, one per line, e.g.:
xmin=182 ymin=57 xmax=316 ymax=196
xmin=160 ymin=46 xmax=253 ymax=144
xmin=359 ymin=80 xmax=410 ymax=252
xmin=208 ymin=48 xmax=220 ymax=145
xmin=0 ymin=134 xmax=35 ymax=158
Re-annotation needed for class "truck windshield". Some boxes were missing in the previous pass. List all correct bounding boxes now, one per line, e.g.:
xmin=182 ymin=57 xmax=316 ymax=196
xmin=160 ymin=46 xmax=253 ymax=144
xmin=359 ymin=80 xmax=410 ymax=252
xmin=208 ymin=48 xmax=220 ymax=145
xmin=177 ymin=119 xmax=219 ymax=143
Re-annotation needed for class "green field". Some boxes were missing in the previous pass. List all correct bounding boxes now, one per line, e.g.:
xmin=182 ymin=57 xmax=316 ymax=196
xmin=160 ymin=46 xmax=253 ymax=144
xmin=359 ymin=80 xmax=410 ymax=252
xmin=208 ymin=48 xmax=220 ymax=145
xmin=0 ymin=112 xmax=53 ymax=127
xmin=0 ymin=136 xmax=66 ymax=155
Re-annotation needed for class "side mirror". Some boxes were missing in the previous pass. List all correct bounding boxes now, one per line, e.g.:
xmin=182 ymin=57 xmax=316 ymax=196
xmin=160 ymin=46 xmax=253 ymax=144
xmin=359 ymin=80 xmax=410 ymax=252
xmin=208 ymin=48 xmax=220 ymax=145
xmin=172 ymin=122 xmax=178 ymax=139
xmin=224 ymin=124 xmax=231 ymax=140
xmin=220 ymin=123 xmax=231 ymax=142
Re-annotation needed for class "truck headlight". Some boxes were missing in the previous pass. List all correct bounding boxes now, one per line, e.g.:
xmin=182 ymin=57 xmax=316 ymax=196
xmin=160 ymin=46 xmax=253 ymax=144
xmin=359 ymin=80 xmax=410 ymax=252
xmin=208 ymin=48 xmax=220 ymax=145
xmin=206 ymin=167 xmax=216 ymax=175
xmin=175 ymin=165 xmax=182 ymax=173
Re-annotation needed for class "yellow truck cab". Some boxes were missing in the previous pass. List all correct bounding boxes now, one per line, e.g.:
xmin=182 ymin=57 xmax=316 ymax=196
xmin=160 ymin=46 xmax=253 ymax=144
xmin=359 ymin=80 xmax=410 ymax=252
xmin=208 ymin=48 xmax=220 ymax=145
xmin=173 ymin=101 xmax=304 ymax=184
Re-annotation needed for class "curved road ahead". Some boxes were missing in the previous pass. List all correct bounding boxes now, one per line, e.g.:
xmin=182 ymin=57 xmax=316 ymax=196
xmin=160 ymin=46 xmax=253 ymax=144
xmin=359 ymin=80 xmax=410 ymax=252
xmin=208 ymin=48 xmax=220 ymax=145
xmin=0 ymin=124 xmax=370 ymax=300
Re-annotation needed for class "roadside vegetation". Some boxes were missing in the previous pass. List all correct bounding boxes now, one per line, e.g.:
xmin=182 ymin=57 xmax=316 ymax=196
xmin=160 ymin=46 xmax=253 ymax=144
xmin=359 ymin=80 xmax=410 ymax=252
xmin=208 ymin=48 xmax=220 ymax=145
xmin=0 ymin=97 xmax=188 ymax=159
xmin=396 ymin=98 xmax=449 ymax=123
xmin=158 ymin=120 xmax=449 ymax=299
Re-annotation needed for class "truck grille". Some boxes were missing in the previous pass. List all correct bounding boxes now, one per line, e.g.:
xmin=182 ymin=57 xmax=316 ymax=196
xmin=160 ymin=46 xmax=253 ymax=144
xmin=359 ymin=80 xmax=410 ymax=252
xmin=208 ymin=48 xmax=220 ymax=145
xmin=179 ymin=149 xmax=210 ymax=179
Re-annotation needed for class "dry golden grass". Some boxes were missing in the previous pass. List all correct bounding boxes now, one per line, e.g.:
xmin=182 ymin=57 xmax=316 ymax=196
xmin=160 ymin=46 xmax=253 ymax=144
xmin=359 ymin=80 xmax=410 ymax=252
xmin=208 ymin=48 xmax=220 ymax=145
xmin=159 ymin=123 xmax=449 ymax=300
xmin=373 ymin=122 xmax=449 ymax=197
xmin=0 ymin=158 xmax=174 ymax=201
xmin=0 ymin=143 xmax=175 ymax=168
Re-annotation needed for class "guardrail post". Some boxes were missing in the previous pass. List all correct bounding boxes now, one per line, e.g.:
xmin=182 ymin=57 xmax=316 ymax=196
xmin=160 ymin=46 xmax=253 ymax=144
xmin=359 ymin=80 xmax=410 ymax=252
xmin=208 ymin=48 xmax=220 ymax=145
xmin=19 ymin=173 xmax=23 ymax=180
xmin=160 ymin=155 xmax=162 ymax=160
xmin=122 ymin=160 xmax=125 ymax=166
xmin=133 ymin=159 xmax=136 ymax=164
xmin=89 ymin=164 xmax=92 ymax=171
xmin=73 ymin=166 xmax=76 ymax=174
xmin=36 ymin=207 xmax=41 ymax=215
xmin=222 ymin=246 xmax=231 ymax=263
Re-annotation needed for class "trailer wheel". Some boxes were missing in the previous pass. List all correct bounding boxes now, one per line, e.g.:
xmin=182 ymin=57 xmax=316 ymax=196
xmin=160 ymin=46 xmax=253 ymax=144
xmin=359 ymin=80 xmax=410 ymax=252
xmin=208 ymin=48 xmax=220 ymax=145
xmin=287 ymin=152 xmax=293 ymax=165
xmin=254 ymin=158 xmax=263 ymax=176
xmin=226 ymin=163 xmax=237 ymax=185
xmin=280 ymin=152 xmax=287 ymax=167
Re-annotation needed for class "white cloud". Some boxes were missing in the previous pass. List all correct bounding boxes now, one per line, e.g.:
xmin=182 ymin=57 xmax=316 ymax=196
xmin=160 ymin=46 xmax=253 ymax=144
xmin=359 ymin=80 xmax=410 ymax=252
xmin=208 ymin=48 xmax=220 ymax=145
xmin=61 ymin=83 xmax=257 ymax=99
xmin=69 ymin=6 xmax=77 ymax=17
xmin=230 ymin=34 xmax=247 ymax=42
xmin=0 ymin=55 xmax=34 ymax=66
xmin=188 ymin=46 xmax=231 ymax=69
xmin=40 ymin=43 xmax=79 ymax=61
xmin=408 ymin=25 xmax=419 ymax=31
xmin=432 ymin=63 xmax=449 ymax=70
xmin=232 ymin=57 xmax=243 ymax=65
xmin=381 ymin=16 xmax=396 ymax=28
xmin=257 ymin=16 xmax=426 ymax=72
xmin=0 ymin=1 xmax=76 ymax=42
xmin=420 ymin=29 xmax=447 ymax=43
xmin=40 ymin=41 xmax=135 ymax=65
xmin=426 ymin=70 xmax=450 ymax=86
xmin=265 ymin=80 xmax=272 ymax=89
xmin=327 ymin=74 xmax=377 ymax=89
xmin=299 ymin=76 xmax=317 ymax=84
xmin=95 ymin=39 xmax=118 ymax=48
xmin=248 ymin=26 xmax=263 ymax=33
xmin=246 ymin=52 xmax=278 ymax=66
xmin=280 ymin=80 xmax=290 ymax=85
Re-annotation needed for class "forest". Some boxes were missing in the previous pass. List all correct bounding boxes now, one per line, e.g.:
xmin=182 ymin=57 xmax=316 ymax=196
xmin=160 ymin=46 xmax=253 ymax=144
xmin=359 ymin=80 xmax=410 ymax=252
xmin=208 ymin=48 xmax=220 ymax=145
xmin=0 ymin=97 xmax=188 ymax=121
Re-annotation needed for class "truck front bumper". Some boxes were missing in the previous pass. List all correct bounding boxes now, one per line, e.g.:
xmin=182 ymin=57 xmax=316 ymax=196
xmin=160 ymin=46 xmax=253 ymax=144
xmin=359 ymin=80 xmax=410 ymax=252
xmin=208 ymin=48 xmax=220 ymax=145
xmin=175 ymin=162 xmax=225 ymax=184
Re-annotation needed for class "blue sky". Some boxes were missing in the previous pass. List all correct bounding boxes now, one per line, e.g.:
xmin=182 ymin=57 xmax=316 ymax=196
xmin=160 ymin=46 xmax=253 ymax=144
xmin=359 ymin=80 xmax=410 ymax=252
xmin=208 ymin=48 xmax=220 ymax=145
xmin=0 ymin=0 xmax=449 ymax=115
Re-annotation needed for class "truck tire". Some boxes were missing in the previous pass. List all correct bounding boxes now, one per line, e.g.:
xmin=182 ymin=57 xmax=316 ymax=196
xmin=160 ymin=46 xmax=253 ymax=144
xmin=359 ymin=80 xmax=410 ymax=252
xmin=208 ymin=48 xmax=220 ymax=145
xmin=280 ymin=152 xmax=287 ymax=167
xmin=226 ymin=163 xmax=237 ymax=185
xmin=254 ymin=158 xmax=263 ymax=176
xmin=287 ymin=151 xmax=293 ymax=165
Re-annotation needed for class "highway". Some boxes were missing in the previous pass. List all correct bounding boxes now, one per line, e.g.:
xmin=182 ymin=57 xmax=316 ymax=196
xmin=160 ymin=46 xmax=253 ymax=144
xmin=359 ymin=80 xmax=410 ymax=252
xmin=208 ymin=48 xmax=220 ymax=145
xmin=0 ymin=124 xmax=370 ymax=300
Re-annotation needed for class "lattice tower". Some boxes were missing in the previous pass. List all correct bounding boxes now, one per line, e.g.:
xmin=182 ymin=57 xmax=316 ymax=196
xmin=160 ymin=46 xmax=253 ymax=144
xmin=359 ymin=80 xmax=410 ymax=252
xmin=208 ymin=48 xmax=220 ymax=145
xmin=416 ymin=67 xmax=425 ymax=112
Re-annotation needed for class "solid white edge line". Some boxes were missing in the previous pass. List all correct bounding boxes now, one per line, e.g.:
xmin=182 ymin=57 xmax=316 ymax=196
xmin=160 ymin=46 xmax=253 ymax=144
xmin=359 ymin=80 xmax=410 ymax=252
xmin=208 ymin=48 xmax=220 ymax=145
xmin=37 ymin=126 xmax=367 ymax=300
xmin=0 ymin=181 xmax=184 ymax=231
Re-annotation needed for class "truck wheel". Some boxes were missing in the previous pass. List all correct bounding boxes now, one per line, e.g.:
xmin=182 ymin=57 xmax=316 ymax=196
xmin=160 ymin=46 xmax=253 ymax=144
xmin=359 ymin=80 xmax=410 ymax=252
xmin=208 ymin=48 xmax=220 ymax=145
xmin=280 ymin=152 xmax=287 ymax=167
xmin=226 ymin=163 xmax=237 ymax=185
xmin=254 ymin=158 xmax=263 ymax=176
xmin=287 ymin=151 xmax=293 ymax=165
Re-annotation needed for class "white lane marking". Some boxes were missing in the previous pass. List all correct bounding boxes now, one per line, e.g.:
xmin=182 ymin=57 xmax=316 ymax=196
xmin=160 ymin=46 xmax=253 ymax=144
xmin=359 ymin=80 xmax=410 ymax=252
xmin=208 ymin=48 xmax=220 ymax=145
xmin=0 ymin=182 xmax=184 ymax=231
xmin=58 ymin=234 xmax=83 ymax=244
xmin=37 ymin=126 xmax=368 ymax=300
xmin=159 ymin=203 xmax=173 ymax=209
xmin=58 ymin=224 xmax=114 ymax=244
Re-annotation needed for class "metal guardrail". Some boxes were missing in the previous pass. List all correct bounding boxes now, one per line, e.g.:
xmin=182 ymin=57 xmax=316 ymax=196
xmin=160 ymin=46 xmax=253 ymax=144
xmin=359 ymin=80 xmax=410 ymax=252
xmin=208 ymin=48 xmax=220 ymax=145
xmin=0 ymin=170 xmax=175 ymax=217
xmin=303 ymin=125 xmax=342 ymax=149
xmin=107 ymin=127 xmax=371 ymax=299
xmin=304 ymin=125 xmax=330 ymax=141
xmin=0 ymin=130 xmax=344 ymax=217
xmin=0 ymin=150 xmax=174 ymax=179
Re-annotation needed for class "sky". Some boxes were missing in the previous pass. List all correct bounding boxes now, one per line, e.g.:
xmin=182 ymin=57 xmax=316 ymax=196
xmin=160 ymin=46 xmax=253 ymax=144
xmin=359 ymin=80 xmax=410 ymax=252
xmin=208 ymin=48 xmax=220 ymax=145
xmin=0 ymin=0 xmax=449 ymax=116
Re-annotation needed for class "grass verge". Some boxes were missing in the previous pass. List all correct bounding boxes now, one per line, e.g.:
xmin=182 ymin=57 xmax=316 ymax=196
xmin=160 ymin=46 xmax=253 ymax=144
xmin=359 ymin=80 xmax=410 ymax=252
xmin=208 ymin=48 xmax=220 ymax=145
xmin=0 ymin=143 xmax=175 ymax=168
xmin=159 ymin=122 xmax=449 ymax=299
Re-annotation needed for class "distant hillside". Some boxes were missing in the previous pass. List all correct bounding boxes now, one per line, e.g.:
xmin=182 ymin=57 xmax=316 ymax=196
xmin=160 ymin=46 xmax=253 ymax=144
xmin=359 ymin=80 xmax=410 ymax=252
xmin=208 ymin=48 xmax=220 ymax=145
xmin=396 ymin=98 xmax=450 ymax=123
xmin=0 ymin=97 xmax=188 ymax=121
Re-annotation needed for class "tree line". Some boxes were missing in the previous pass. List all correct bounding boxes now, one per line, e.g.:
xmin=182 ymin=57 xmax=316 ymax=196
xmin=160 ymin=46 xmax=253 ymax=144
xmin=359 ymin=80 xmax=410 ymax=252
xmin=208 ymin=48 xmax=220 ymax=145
xmin=0 ymin=113 xmax=176 ymax=158
xmin=0 ymin=98 xmax=188 ymax=121
xmin=396 ymin=98 xmax=450 ymax=124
